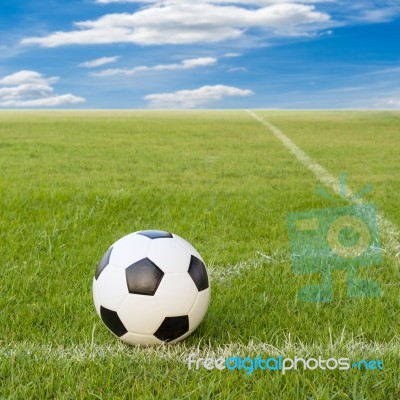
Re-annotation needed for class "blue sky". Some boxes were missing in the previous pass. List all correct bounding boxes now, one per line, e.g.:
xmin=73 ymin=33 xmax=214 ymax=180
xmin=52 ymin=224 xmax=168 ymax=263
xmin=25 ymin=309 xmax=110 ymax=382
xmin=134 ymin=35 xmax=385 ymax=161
xmin=0 ymin=0 xmax=400 ymax=109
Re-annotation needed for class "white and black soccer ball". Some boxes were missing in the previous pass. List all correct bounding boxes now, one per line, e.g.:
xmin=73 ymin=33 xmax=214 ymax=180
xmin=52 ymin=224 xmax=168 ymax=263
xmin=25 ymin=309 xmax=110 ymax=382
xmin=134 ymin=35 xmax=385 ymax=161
xmin=93 ymin=230 xmax=210 ymax=346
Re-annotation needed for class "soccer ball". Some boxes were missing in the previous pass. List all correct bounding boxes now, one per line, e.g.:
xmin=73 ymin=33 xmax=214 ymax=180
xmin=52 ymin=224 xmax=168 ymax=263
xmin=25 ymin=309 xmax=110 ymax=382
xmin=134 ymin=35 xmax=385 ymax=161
xmin=93 ymin=230 xmax=210 ymax=346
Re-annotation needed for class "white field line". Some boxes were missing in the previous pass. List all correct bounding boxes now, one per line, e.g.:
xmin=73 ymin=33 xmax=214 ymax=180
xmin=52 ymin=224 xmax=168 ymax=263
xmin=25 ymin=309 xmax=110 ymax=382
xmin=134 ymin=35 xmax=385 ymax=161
xmin=209 ymin=257 xmax=263 ymax=282
xmin=246 ymin=110 xmax=400 ymax=258
xmin=208 ymin=251 xmax=291 ymax=283
xmin=1 ymin=336 xmax=398 ymax=362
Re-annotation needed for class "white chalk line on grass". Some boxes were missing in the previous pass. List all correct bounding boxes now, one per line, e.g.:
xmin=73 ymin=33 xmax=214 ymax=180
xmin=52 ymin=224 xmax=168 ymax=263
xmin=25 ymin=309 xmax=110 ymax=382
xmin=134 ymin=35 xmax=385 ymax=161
xmin=208 ymin=252 xmax=288 ymax=283
xmin=1 ymin=335 xmax=399 ymax=362
xmin=246 ymin=110 xmax=400 ymax=258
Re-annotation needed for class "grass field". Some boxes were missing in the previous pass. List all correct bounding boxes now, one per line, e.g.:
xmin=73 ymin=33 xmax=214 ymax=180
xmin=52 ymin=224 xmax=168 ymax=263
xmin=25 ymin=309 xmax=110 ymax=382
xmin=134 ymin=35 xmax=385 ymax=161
xmin=0 ymin=110 xmax=399 ymax=399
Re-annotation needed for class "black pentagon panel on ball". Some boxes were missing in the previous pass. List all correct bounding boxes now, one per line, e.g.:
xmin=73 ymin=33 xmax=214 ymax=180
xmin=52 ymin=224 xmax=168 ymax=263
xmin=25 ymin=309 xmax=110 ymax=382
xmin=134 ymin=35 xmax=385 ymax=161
xmin=154 ymin=316 xmax=189 ymax=342
xmin=188 ymin=255 xmax=209 ymax=291
xmin=137 ymin=230 xmax=173 ymax=239
xmin=126 ymin=258 xmax=164 ymax=295
xmin=100 ymin=306 xmax=127 ymax=337
xmin=95 ymin=247 xmax=113 ymax=280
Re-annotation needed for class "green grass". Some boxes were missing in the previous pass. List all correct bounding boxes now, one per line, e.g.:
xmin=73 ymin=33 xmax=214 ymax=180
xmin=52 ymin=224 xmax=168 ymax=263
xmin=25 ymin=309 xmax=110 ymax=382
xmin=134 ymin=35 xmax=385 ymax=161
xmin=0 ymin=110 xmax=399 ymax=399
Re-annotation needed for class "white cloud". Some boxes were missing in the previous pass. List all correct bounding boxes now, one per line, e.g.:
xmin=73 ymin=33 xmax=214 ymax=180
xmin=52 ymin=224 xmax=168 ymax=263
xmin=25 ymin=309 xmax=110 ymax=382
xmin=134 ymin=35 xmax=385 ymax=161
xmin=376 ymin=99 xmax=400 ymax=108
xmin=0 ymin=94 xmax=86 ymax=107
xmin=0 ymin=70 xmax=85 ymax=107
xmin=93 ymin=57 xmax=217 ymax=77
xmin=79 ymin=56 xmax=120 ymax=68
xmin=95 ymin=0 xmax=334 ymax=4
xmin=228 ymin=67 xmax=248 ymax=72
xmin=0 ymin=70 xmax=59 ymax=86
xmin=224 ymin=53 xmax=242 ymax=58
xmin=144 ymin=84 xmax=254 ymax=108
xmin=21 ymin=3 xmax=331 ymax=47
xmin=354 ymin=6 xmax=400 ymax=23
